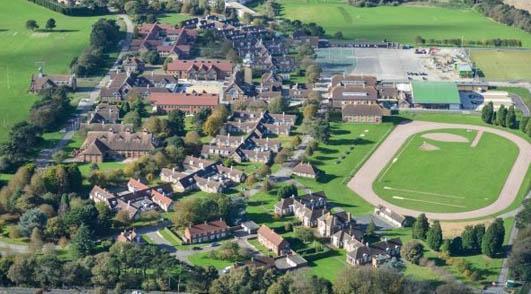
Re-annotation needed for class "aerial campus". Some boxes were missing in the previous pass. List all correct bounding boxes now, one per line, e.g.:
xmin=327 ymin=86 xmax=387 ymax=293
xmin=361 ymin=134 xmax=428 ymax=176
xmin=0 ymin=0 xmax=530 ymax=293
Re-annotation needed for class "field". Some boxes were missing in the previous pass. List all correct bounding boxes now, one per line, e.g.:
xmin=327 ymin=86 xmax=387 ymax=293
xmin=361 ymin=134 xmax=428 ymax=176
xmin=269 ymin=0 xmax=531 ymax=47
xmin=296 ymin=121 xmax=395 ymax=216
xmin=0 ymin=0 xmax=102 ymax=142
xmin=470 ymin=49 xmax=531 ymax=81
xmin=373 ymin=128 xmax=518 ymax=213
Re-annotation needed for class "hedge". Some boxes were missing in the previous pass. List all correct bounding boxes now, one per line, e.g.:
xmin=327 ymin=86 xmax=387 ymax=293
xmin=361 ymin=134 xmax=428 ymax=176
xmin=27 ymin=0 xmax=108 ymax=16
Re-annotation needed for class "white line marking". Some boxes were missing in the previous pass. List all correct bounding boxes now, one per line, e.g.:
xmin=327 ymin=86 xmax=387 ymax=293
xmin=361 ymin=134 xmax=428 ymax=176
xmin=392 ymin=196 xmax=466 ymax=208
xmin=386 ymin=186 xmax=465 ymax=199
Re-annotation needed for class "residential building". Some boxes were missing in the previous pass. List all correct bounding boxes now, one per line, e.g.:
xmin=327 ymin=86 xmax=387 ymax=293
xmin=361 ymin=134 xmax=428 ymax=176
xmin=317 ymin=211 xmax=354 ymax=238
xmin=86 ymin=103 xmax=120 ymax=124
xmin=341 ymin=104 xmax=386 ymax=124
xmin=77 ymin=130 xmax=156 ymax=163
xmin=257 ymin=225 xmax=291 ymax=256
xmin=149 ymin=92 xmax=219 ymax=114
xmin=292 ymin=162 xmax=318 ymax=179
xmin=183 ymin=219 xmax=230 ymax=244
xmin=29 ymin=73 xmax=77 ymax=93
xmin=346 ymin=238 xmax=402 ymax=267
xmin=122 ymin=56 xmax=145 ymax=74
xmin=166 ymin=59 xmax=234 ymax=80
xmin=374 ymin=205 xmax=405 ymax=227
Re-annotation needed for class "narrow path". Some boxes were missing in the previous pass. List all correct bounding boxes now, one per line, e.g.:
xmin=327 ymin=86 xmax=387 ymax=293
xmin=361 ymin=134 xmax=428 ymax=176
xmin=470 ymin=130 xmax=483 ymax=147
xmin=348 ymin=120 xmax=531 ymax=220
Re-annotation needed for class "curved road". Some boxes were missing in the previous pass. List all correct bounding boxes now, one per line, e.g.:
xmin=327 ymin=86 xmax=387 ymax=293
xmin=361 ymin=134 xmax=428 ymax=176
xmin=348 ymin=120 xmax=531 ymax=220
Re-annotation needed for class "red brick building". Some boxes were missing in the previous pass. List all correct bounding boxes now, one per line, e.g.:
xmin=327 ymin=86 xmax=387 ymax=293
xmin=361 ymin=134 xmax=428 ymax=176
xmin=149 ymin=92 xmax=219 ymax=114
xmin=166 ymin=59 xmax=234 ymax=80
xmin=183 ymin=219 xmax=230 ymax=244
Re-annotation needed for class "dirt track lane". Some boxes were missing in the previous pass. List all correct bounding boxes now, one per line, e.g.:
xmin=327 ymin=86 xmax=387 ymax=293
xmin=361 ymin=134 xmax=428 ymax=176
xmin=348 ymin=121 xmax=531 ymax=220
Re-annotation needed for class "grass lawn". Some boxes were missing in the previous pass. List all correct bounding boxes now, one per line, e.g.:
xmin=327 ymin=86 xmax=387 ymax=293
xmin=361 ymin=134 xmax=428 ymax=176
xmin=374 ymin=129 xmax=518 ymax=213
xmin=268 ymin=0 xmax=531 ymax=47
xmin=77 ymin=161 xmax=126 ymax=177
xmin=307 ymin=248 xmax=349 ymax=282
xmin=188 ymin=252 xmax=233 ymax=270
xmin=159 ymin=227 xmax=182 ymax=246
xmin=296 ymin=122 xmax=394 ymax=216
xmin=246 ymin=190 xmax=296 ymax=229
xmin=0 ymin=0 xmax=104 ymax=142
xmin=471 ymin=49 xmax=531 ymax=81
xmin=158 ymin=12 xmax=193 ymax=25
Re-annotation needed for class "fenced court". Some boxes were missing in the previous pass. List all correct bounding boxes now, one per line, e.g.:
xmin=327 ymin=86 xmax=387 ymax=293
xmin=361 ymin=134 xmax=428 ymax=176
xmin=316 ymin=47 xmax=357 ymax=75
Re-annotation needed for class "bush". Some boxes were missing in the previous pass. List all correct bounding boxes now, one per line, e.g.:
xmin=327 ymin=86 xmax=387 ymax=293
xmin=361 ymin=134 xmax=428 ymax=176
xmin=400 ymin=240 xmax=424 ymax=265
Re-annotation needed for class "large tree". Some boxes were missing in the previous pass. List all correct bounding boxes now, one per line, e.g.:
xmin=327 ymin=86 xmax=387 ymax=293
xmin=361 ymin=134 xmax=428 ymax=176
xmin=412 ymin=213 xmax=429 ymax=240
xmin=505 ymin=105 xmax=517 ymax=129
xmin=481 ymin=218 xmax=505 ymax=257
xmin=481 ymin=101 xmax=494 ymax=124
xmin=400 ymin=240 xmax=424 ymax=264
xmin=45 ymin=18 xmax=56 ymax=31
xmin=71 ymin=224 xmax=96 ymax=258
xmin=426 ymin=220 xmax=443 ymax=251
xmin=18 ymin=208 xmax=48 ymax=237
xmin=496 ymin=105 xmax=507 ymax=127
xmin=25 ymin=20 xmax=39 ymax=31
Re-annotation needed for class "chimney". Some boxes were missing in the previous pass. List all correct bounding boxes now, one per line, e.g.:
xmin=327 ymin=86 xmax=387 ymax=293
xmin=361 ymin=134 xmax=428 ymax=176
xmin=347 ymin=212 xmax=352 ymax=222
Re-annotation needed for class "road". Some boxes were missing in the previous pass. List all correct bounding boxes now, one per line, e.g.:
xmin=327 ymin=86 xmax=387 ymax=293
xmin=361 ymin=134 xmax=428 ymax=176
xmin=488 ymin=81 xmax=531 ymax=116
xmin=35 ymin=14 xmax=134 ymax=167
xmin=348 ymin=120 xmax=531 ymax=221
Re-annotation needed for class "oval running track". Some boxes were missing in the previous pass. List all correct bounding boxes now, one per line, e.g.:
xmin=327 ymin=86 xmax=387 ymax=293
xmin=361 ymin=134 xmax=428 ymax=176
xmin=347 ymin=120 xmax=531 ymax=220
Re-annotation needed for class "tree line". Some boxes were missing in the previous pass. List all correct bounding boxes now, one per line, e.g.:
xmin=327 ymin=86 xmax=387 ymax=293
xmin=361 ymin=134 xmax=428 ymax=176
xmin=482 ymin=102 xmax=531 ymax=137
xmin=414 ymin=36 xmax=522 ymax=47
xmin=70 ymin=18 xmax=121 ymax=77
xmin=26 ymin=0 xmax=108 ymax=16
xmin=475 ymin=0 xmax=531 ymax=34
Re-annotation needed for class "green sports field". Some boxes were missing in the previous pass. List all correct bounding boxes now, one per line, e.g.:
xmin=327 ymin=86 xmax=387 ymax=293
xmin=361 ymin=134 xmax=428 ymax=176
xmin=270 ymin=0 xmax=531 ymax=47
xmin=0 ymin=0 xmax=101 ymax=142
xmin=373 ymin=129 xmax=518 ymax=213
xmin=470 ymin=49 xmax=531 ymax=81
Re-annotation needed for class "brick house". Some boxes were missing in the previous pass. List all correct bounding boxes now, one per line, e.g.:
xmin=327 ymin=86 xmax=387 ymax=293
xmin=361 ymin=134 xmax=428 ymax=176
xmin=149 ymin=92 xmax=219 ymax=114
xmin=166 ymin=59 xmax=234 ymax=81
xmin=341 ymin=104 xmax=386 ymax=124
xmin=29 ymin=73 xmax=77 ymax=93
xmin=257 ymin=225 xmax=291 ymax=256
xmin=183 ymin=219 xmax=230 ymax=244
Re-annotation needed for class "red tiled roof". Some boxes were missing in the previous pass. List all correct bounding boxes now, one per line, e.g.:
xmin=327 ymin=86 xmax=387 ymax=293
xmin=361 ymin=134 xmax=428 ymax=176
xmin=166 ymin=59 xmax=233 ymax=73
xmin=128 ymin=178 xmax=149 ymax=191
xmin=186 ymin=220 xmax=229 ymax=236
xmin=149 ymin=93 xmax=219 ymax=106
xmin=151 ymin=190 xmax=172 ymax=207
xmin=257 ymin=225 xmax=285 ymax=247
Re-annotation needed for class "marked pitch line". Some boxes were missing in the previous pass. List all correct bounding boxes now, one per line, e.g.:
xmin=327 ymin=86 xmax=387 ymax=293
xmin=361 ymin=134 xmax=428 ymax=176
xmin=392 ymin=196 xmax=466 ymax=208
xmin=384 ymin=186 xmax=465 ymax=199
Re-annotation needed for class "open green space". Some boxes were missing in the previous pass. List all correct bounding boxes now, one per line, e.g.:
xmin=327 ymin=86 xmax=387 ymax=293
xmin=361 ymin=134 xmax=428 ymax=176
xmin=296 ymin=122 xmax=394 ymax=216
xmin=268 ymin=0 xmax=531 ymax=47
xmin=188 ymin=252 xmax=233 ymax=270
xmin=158 ymin=227 xmax=182 ymax=246
xmin=158 ymin=12 xmax=192 ymax=25
xmin=0 ymin=0 xmax=103 ymax=142
xmin=471 ymin=49 xmax=531 ymax=81
xmin=374 ymin=129 xmax=518 ymax=213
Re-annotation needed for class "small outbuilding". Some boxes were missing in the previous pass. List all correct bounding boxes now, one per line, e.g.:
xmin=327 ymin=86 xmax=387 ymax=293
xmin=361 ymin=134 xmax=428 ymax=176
xmin=241 ymin=220 xmax=260 ymax=234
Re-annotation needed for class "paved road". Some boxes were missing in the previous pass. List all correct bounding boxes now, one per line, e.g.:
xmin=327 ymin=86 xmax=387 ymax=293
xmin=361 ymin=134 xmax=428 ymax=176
xmin=348 ymin=120 xmax=531 ymax=220
xmin=488 ymin=81 xmax=531 ymax=116
xmin=0 ymin=240 xmax=29 ymax=255
xmin=35 ymin=15 xmax=134 ymax=167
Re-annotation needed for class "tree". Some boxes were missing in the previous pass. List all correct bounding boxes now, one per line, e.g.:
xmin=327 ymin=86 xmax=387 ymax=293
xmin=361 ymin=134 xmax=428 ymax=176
xmin=449 ymin=236 xmax=463 ymax=256
xmin=71 ymin=224 xmax=95 ymax=258
xmin=25 ymin=20 xmax=39 ymax=31
xmin=34 ymin=253 xmax=63 ymax=287
xmin=294 ymin=227 xmax=314 ymax=243
xmin=203 ymin=114 xmax=224 ymax=136
xmin=426 ymin=220 xmax=443 ymax=251
xmin=303 ymin=103 xmax=318 ymax=121
xmin=305 ymin=64 xmax=321 ymax=84
xmin=167 ymin=110 xmax=185 ymax=136
xmin=507 ymin=227 xmax=531 ymax=282
xmin=481 ymin=218 xmax=504 ymax=257
xmin=123 ymin=111 xmax=142 ymax=129
xmin=365 ymin=220 xmax=376 ymax=237
xmin=30 ymin=227 xmax=43 ymax=251
xmin=400 ymin=240 xmax=424 ymax=264
xmin=515 ymin=199 xmax=531 ymax=229
xmin=268 ymin=97 xmax=288 ymax=114
xmin=461 ymin=225 xmax=475 ymax=253
xmin=7 ymin=255 xmax=36 ymax=286
xmin=519 ymin=116 xmax=529 ymax=132
xmin=334 ymin=31 xmax=343 ymax=39
xmin=257 ymin=164 xmax=271 ymax=177
xmin=411 ymin=213 xmax=429 ymax=240
xmin=527 ymin=118 xmax=531 ymax=137
xmin=481 ymin=101 xmax=494 ymax=124
xmin=45 ymin=18 xmax=56 ymax=31
xmin=245 ymin=174 xmax=257 ymax=188
xmin=505 ymin=105 xmax=517 ymax=129
xmin=277 ymin=184 xmax=297 ymax=199
xmin=496 ymin=105 xmax=507 ymax=127
xmin=18 ymin=208 xmax=48 ymax=237
xmin=435 ymin=281 xmax=474 ymax=294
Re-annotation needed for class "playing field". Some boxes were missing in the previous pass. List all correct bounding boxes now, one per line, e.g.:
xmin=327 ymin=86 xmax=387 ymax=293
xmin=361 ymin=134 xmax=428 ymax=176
xmin=0 ymin=0 xmax=101 ymax=142
xmin=271 ymin=0 xmax=531 ymax=47
xmin=373 ymin=129 xmax=518 ymax=213
xmin=470 ymin=49 xmax=531 ymax=81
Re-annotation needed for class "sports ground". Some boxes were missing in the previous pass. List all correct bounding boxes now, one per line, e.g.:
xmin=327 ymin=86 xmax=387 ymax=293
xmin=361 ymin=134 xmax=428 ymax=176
xmin=0 ymin=0 xmax=101 ymax=142
xmin=349 ymin=121 xmax=531 ymax=220
xmin=272 ymin=0 xmax=531 ymax=47
xmin=470 ymin=49 xmax=531 ymax=81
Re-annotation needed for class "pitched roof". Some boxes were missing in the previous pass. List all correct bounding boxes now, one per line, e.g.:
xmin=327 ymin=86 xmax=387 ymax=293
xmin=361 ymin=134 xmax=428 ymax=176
xmin=186 ymin=220 xmax=229 ymax=236
xmin=331 ymin=86 xmax=378 ymax=101
xmin=257 ymin=225 xmax=286 ymax=247
xmin=149 ymin=92 xmax=219 ymax=107
xmin=342 ymin=104 xmax=385 ymax=117
xmin=293 ymin=162 xmax=317 ymax=176
xmin=81 ymin=131 xmax=156 ymax=152
xmin=167 ymin=59 xmax=233 ymax=73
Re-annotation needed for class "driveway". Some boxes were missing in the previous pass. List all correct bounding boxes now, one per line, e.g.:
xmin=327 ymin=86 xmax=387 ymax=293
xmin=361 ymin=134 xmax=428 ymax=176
xmin=348 ymin=120 xmax=531 ymax=220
